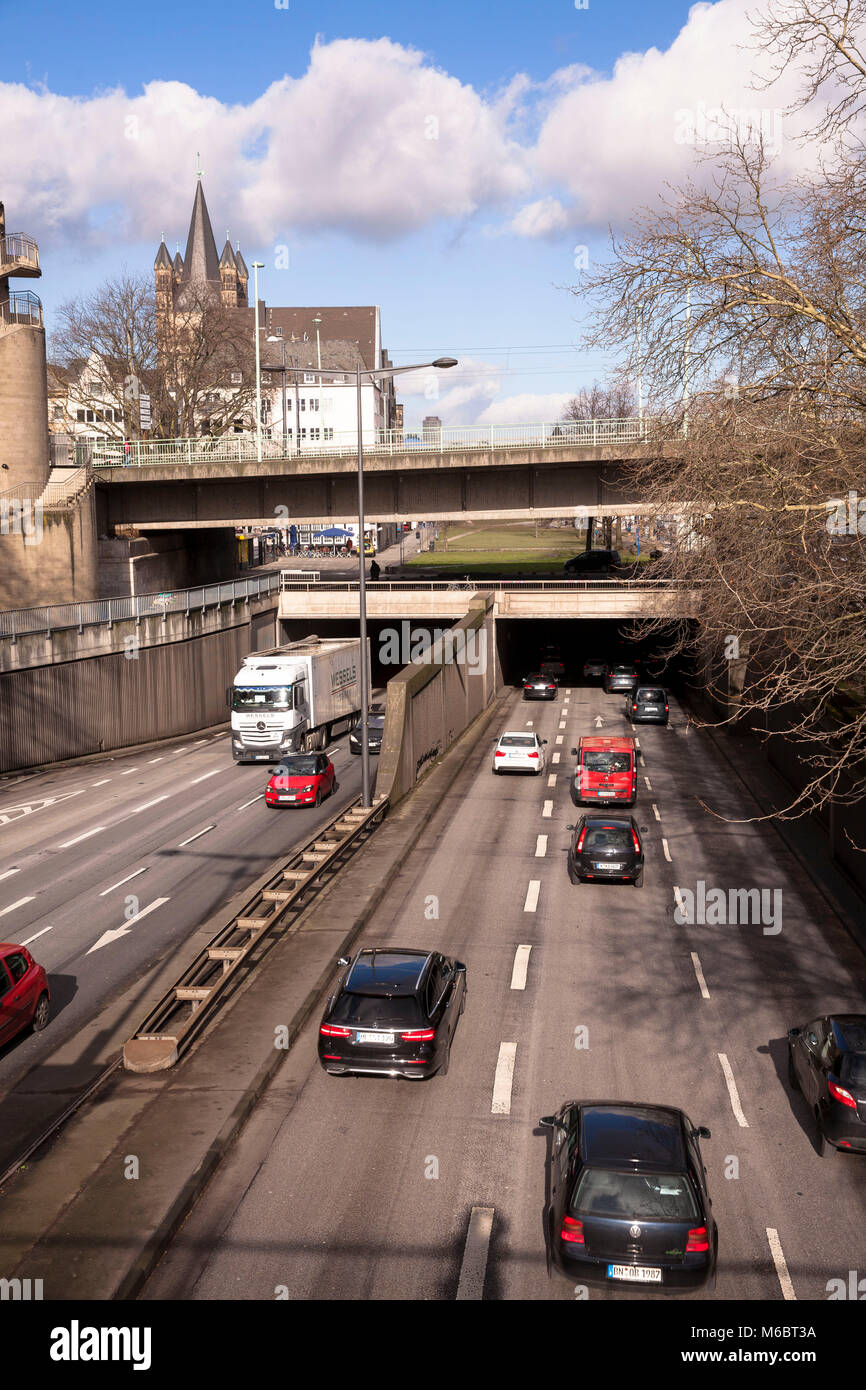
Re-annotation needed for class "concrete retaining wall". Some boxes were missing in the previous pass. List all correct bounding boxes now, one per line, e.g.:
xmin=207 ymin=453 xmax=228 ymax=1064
xmin=0 ymin=488 xmax=99 ymax=609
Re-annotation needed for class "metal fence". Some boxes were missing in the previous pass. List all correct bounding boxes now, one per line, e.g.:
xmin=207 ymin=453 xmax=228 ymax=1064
xmin=0 ymin=233 xmax=40 ymax=274
xmin=0 ymin=291 xmax=43 ymax=329
xmin=82 ymin=417 xmax=658 ymax=470
xmin=277 ymin=577 xmax=693 ymax=592
xmin=0 ymin=571 xmax=282 ymax=641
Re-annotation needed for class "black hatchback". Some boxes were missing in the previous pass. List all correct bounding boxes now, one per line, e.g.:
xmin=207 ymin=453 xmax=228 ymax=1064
xmin=540 ymin=1101 xmax=717 ymax=1290
xmin=523 ymin=672 xmax=558 ymax=700
xmin=567 ymin=816 xmax=644 ymax=885
xmin=626 ymin=686 xmax=669 ymax=724
xmin=318 ymin=948 xmax=466 ymax=1079
xmin=349 ymin=712 xmax=385 ymax=754
xmin=787 ymin=1014 xmax=866 ymax=1154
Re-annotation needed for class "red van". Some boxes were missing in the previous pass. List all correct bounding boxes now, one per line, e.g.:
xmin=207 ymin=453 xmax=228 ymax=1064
xmin=571 ymin=736 xmax=637 ymax=807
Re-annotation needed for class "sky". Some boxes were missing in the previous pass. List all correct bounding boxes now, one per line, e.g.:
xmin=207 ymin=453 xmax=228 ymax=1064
xmin=2 ymin=0 xmax=819 ymax=427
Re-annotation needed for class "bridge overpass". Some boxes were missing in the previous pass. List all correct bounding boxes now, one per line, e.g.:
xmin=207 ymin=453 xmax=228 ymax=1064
xmin=86 ymin=418 xmax=675 ymax=530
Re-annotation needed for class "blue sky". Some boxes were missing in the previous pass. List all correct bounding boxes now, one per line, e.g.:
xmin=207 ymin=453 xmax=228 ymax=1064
xmin=6 ymin=0 xmax=797 ymax=426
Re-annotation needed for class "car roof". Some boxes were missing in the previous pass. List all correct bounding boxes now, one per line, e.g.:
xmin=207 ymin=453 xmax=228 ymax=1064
xmin=344 ymin=948 xmax=433 ymax=996
xmin=499 ymin=729 xmax=539 ymax=738
xmin=579 ymin=737 xmax=634 ymax=751
xmin=831 ymin=1015 xmax=866 ymax=1053
xmin=577 ymin=1103 xmax=688 ymax=1169
xmin=580 ymin=815 xmax=635 ymax=828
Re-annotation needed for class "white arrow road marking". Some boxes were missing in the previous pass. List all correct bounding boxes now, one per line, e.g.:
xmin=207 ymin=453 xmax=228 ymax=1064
xmin=0 ymin=789 xmax=85 ymax=825
xmin=594 ymin=716 xmax=604 ymax=727
xmin=87 ymin=897 xmax=170 ymax=954
xmin=491 ymin=1043 xmax=517 ymax=1114
xmin=0 ymin=896 xmax=35 ymax=918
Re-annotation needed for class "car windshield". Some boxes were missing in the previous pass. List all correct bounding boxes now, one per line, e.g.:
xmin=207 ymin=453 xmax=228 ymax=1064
xmin=637 ymin=688 xmax=665 ymax=702
xmin=584 ymin=827 xmax=632 ymax=852
xmin=500 ymin=735 xmax=536 ymax=747
xmin=572 ymin=1168 xmax=699 ymax=1222
xmin=841 ymin=1054 xmax=866 ymax=1088
xmin=611 ymin=666 xmax=635 ymax=675
xmin=273 ymin=756 xmax=319 ymax=776
xmin=583 ymin=752 xmax=631 ymax=773
xmin=233 ymin=685 xmax=291 ymax=711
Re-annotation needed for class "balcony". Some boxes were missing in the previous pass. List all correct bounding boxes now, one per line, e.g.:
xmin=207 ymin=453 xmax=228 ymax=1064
xmin=0 ymin=234 xmax=41 ymax=279
xmin=0 ymin=291 xmax=43 ymax=329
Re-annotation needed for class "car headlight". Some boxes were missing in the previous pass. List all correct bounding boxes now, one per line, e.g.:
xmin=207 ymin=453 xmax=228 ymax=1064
xmin=301 ymin=783 xmax=315 ymax=793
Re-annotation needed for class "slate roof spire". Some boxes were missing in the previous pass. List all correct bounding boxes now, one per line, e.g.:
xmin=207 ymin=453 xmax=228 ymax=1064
xmin=180 ymin=179 xmax=221 ymax=287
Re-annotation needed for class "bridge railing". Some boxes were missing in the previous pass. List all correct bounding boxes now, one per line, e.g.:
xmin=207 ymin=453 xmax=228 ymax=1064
xmin=83 ymin=417 xmax=657 ymax=469
xmin=277 ymin=577 xmax=694 ymax=593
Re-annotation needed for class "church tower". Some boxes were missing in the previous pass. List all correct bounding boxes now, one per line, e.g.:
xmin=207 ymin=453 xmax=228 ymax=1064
xmin=219 ymin=234 xmax=238 ymax=307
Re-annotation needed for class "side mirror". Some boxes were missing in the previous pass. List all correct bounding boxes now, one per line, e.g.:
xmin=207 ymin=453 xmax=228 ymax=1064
xmin=787 ymin=1027 xmax=802 ymax=1040
xmin=337 ymin=956 xmax=350 ymax=967
xmin=570 ymin=747 xmax=578 ymax=756
xmin=542 ymin=738 xmax=548 ymax=744
xmin=640 ymin=826 xmax=649 ymax=833
xmin=695 ymin=1126 xmax=711 ymax=1140
xmin=566 ymin=824 xmax=575 ymax=831
xmin=539 ymin=1115 xmax=557 ymax=1128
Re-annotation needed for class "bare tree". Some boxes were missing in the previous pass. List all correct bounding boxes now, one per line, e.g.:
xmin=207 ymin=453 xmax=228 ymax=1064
xmin=563 ymin=380 xmax=637 ymax=421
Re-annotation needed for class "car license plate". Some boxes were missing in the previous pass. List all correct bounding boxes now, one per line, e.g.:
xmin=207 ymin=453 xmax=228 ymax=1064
xmin=356 ymin=1031 xmax=394 ymax=1044
xmin=596 ymin=861 xmax=624 ymax=870
xmin=607 ymin=1264 xmax=662 ymax=1283
xmin=278 ymin=794 xmax=296 ymax=801
xmin=644 ymin=705 xmax=659 ymax=712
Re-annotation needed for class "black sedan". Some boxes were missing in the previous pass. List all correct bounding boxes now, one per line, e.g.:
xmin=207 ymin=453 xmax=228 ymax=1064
xmin=787 ymin=1014 xmax=866 ymax=1154
xmin=626 ymin=685 xmax=670 ymax=725
xmin=318 ymin=947 xmax=466 ymax=1079
xmin=540 ymin=1101 xmax=717 ymax=1290
xmin=567 ymin=816 xmax=644 ymax=885
xmin=349 ymin=711 xmax=385 ymax=755
xmin=523 ymin=672 xmax=558 ymax=700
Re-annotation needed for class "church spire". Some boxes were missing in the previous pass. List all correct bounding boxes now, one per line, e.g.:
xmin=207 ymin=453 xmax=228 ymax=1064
xmin=180 ymin=178 xmax=221 ymax=288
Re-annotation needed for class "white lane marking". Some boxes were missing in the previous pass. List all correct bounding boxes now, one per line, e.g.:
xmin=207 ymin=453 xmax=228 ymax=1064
xmin=510 ymin=945 xmax=532 ymax=990
xmin=652 ymin=803 xmax=661 ymax=821
xmin=558 ymin=721 xmax=566 ymax=730
xmin=120 ymin=768 xmax=139 ymax=776
xmin=524 ymin=880 xmax=541 ymax=912
xmin=718 ymin=1053 xmax=750 ymax=1128
xmin=190 ymin=769 xmax=222 ymax=785
xmin=0 ymin=896 xmax=35 ymax=918
xmin=766 ymin=1229 xmax=797 ymax=1301
xmin=193 ymin=739 xmax=208 ymax=745
xmin=491 ymin=1043 xmax=517 ymax=1115
xmin=237 ymin=795 xmax=265 ymax=810
xmin=535 ymin=835 xmax=548 ymax=857
xmin=690 ymin=952 xmax=711 ymax=1000
xmin=0 ymin=868 xmax=20 ymax=882
xmin=456 ymin=1207 xmax=495 ymax=1301
xmin=565 ymin=688 xmax=572 ymax=694
xmin=552 ymin=752 xmax=560 ymax=764
xmin=147 ymin=757 xmax=164 ymax=764
xmin=674 ymin=886 xmax=686 ymax=917
xmin=634 ymin=737 xmax=640 ymax=749
xmin=639 ymin=754 xmax=646 ymax=767
xmin=547 ymin=774 xmax=557 ymax=788
xmin=178 ymin=825 xmax=215 ymax=847
xmin=555 ymin=735 xmax=563 ymax=745
xmin=87 ymin=896 xmax=170 ymax=955
xmin=20 ymin=923 xmax=54 ymax=947
xmin=662 ymin=838 xmax=672 ymax=862
xmin=99 ymin=867 xmax=148 ymax=896
xmin=91 ymin=779 xmax=111 ymax=787
xmin=644 ymin=776 xmax=653 ymax=791
xmin=130 ymin=795 xmax=169 ymax=815
xmin=542 ymin=800 xmax=553 ymax=818
xmin=58 ymin=826 xmax=105 ymax=849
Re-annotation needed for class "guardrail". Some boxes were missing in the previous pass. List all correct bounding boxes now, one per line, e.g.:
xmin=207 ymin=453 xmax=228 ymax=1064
xmin=0 ymin=571 xmax=282 ymax=641
xmin=0 ymin=290 xmax=43 ymax=328
xmin=277 ymin=577 xmax=693 ymax=592
xmin=279 ymin=570 xmax=320 ymax=586
xmin=0 ymin=233 xmax=40 ymax=273
xmin=82 ymin=417 xmax=659 ymax=470
xmin=123 ymin=794 xmax=389 ymax=1071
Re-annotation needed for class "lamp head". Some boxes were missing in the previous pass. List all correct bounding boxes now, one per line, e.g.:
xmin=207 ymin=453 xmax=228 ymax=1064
xmin=432 ymin=357 xmax=458 ymax=369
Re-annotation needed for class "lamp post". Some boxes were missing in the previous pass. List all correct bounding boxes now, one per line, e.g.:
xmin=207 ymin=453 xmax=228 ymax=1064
xmin=311 ymin=355 xmax=458 ymax=806
xmin=252 ymin=261 xmax=265 ymax=461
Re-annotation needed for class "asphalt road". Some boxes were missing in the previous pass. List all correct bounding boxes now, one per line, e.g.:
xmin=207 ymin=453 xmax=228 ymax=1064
xmin=0 ymin=728 xmax=366 ymax=1092
xmin=143 ymin=680 xmax=866 ymax=1302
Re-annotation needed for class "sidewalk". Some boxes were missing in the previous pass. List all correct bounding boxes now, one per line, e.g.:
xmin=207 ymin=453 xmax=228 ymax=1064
xmin=0 ymin=693 xmax=507 ymax=1301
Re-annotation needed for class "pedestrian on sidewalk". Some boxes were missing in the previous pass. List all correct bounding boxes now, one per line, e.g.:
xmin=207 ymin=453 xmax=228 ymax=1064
xmin=369 ymin=559 xmax=381 ymax=581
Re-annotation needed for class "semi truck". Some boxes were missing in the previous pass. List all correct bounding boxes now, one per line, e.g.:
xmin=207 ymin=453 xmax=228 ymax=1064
xmin=229 ymin=636 xmax=370 ymax=763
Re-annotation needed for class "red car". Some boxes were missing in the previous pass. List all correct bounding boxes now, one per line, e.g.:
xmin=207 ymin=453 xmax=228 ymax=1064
xmin=265 ymin=752 xmax=336 ymax=808
xmin=0 ymin=944 xmax=50 ymax=1045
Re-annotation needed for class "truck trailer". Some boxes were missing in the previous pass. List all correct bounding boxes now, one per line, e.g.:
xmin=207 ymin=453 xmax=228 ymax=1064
xmin=229 ymin=636 xmax=370 ymax=763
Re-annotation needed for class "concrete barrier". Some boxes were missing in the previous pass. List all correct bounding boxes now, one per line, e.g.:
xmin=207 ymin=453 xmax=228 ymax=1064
xmin=376 ymin=592 xmax=499 ymax=804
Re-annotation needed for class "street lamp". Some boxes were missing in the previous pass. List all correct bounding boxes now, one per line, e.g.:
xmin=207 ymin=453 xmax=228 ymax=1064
xmin=311 ymin=355 xmax=458 ymax=807
xmin=251 ymin=261 xmax=265 ymax=461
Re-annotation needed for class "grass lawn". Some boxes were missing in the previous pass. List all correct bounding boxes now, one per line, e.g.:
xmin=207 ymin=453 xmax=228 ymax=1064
xmin=403 ymin=521 xmax=648 ymax=577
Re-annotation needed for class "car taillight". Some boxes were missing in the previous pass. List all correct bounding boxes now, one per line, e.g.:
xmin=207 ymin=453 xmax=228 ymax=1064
xmin=632 ymin=704 xmax=637 ymax=711
xmin=576 ymin=828 xmax=587 ymax=852
xmin=631 ymin=829 xmax=641 ymax=853
xmin=665 ymin=705 xmax=669 ymax=712
xmin=495 ymin=750 xmax=505 ymax=757
xmin=401 ymin=1028 xmax=436 ymax=1040
xmin=686 ymin=1226 xmax=709 ymax=1252
xmin=548 ymin=685 xmax=556 ymax=690
xmin=320 ymin=1023 xmax=352 ymax=1038
xmin=528 ymin=751 xmax=539 ymax=759
xmin=561 ymin=1216 xmax=585 ymax=1244
xmin=829 ymin=1079 xmax=857 ymax=1109
xmin=524 ymin=683 xmax=532 ymax=689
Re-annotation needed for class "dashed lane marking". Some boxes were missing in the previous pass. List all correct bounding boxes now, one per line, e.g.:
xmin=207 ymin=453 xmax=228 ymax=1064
xmin=718 ymin=1052 xmax=750 ymax=1128
xmin=690 ymin=952 xmax=711 ymax=1000
xmin=456 ymin=1207 xmax=495 ymax=1300
xmin=491 ymin=1043 xmax=518 ymax=1115
xmin=766 ymin=1229 xmax=796 ymax=1301
xmin=524 ymin=880 xmax=541 ymax=911
xmin=535 ymin=835 xmax=548 ymax=857
xmin=510 ymin=945 xmax=532 ymax=990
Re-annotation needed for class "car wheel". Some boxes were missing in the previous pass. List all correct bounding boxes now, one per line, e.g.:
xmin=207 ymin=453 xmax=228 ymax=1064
xmin=814 ymin=1109 xmax=826 ymax=1156
xmin=634 ymin=867 xmax=644 ymax=887
xmin=314 ymin=788 xmax=322 ymax=808
xmin=439 ymin=1042 xmax=451 ymax=1077
xmin=787 ymin=1048 xmax=799 ymax=1091
xmin=32 ymin=992 xmax=50 ymax=1033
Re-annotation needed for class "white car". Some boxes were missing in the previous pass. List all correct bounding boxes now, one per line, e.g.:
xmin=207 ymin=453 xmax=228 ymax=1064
xmin=492 ymin=731 xmax=547 ymax=775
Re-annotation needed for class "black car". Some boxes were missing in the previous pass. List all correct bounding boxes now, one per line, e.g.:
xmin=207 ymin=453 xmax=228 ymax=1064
xmin=523 ymin=672 xmax=558 ymax=700
xmin=604 ymin=662 xmax=639 ymax=693
xmin=564 ymin=549 xmax=622 ymax=576
xmin=318 ymin=948 xmax=466 ymax=1079
xmin=626 ymin=685 xmax=669 ymax=724
xmin=787 ymin=1014 xmax=866 ymax=1154
xmin=582 ymin=657 xmax=607 ymax=679
xmin=567 ymin=816 xmax=644 ymax=885
xmin=349 ymin=711 xmax=385 ymax=754
xmin=540 ymin=1101 xmax=717 ymax=1290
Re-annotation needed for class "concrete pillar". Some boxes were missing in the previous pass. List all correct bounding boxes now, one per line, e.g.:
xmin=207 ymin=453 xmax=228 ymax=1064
xmin=0 ymin=323 xmax=50 ymax=493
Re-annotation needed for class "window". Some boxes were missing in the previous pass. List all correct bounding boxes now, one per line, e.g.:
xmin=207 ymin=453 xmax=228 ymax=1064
xmin=309 ymin=428 xmax=320 ymax=441
xmin=85 ymin=410 xmax=95 ymax=423
xmin=299 ymin=398 xmax=306 ymax=410
xmin=5 ymin=952 xmax=28 ymax=984
xmin=230 ymin=371 xmax=243 ymax=385
xmin=0 ymin=962 xmax=11 ymax=1002
xmin=293 ymin=683 xmax=306 ymax=711
xmin=322 ymin=397 xmax=333 ymax=410
xmin=299 ymin=428 xmax=307 ymax=441
xmin=76 ymin=409 xmax=86 ymax=422
xmin=323 ymin=427 xmax=334 ymax=441
xmin=53 ymin=405 xmax=64 ymax=420
xmin=309 ymin=398 xmax=319 ymax=412
xmin=572 ymin=1168 xmax=699 ymax=1221
xmin=304 ymin=373 xmax=315 ymax=383
xmin=274 ymin=326 xmax=283 ymax=336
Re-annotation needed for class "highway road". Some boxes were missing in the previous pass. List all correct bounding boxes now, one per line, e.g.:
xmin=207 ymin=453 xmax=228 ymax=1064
xmin=0 ymin=728 xmax=366 ymax=1093
xmin=142 ymin=679 xmax=866 ymax=1302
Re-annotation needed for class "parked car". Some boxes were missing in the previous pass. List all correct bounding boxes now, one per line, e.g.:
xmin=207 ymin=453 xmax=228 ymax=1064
xmin=318 ymin=948 xmax=466 ymax=1079
xmin=523 ymin=672 xmax=558 ymax=701
xmin=0 ymin=945 xmax=50 ymax=1045
xmin=349 ymin=711 xmax=385 ymax=755
xmin=582 ymin=657 xmax=607 ymax=679
xmin=604 ymin=662 xmax=640 ymax=693
xmin=540 ymin=1101 xmax=717 ymax=1289
xmin=265 ymin=753 xmax=336 ymax=808
xmin=567 ymin=815 xmax=645 ymax=885
xmin=571 ymin=736 xmax=637 ymax=807
xmin=564 ymin=549 xmax=622 ymax=576
xmin=626 ymin=685 xmax=670 ymax=725
xmin=787 ymin=1014 xmax=866 ymax=1154
xmin=492 ymin=731 xmax=547 ymax=774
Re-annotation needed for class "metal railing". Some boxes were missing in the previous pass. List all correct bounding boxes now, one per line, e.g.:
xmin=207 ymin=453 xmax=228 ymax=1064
xmin=0 ymin=570 xmax=282 ymax=641
xmin=277 ymin=577 xmax=694 ymax=593
xmin=0 ymin=290 xmax=43 ymax=328
xmin=0 ymin=466 xmax=93 ymax=510
xmin=84 ymin=417 xmax=658 ymax=470
xmin=0 ymin=233 xmax=40 ymax=274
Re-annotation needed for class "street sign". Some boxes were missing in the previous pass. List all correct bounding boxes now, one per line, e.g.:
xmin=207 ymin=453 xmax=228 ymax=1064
xmin=139 ymin=393 xmax=152 ymax=430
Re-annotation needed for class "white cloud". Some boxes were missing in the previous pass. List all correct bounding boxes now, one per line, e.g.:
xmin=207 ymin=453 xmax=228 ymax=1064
xmin=510 ymin=197 xmax=570 ymax=238
xmin=476 ymin=392 xmax=575 ymax=425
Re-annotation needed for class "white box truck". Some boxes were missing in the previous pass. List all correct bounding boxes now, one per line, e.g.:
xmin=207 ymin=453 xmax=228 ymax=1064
xmin=229 ymin=635 xmax=370 ymax=763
